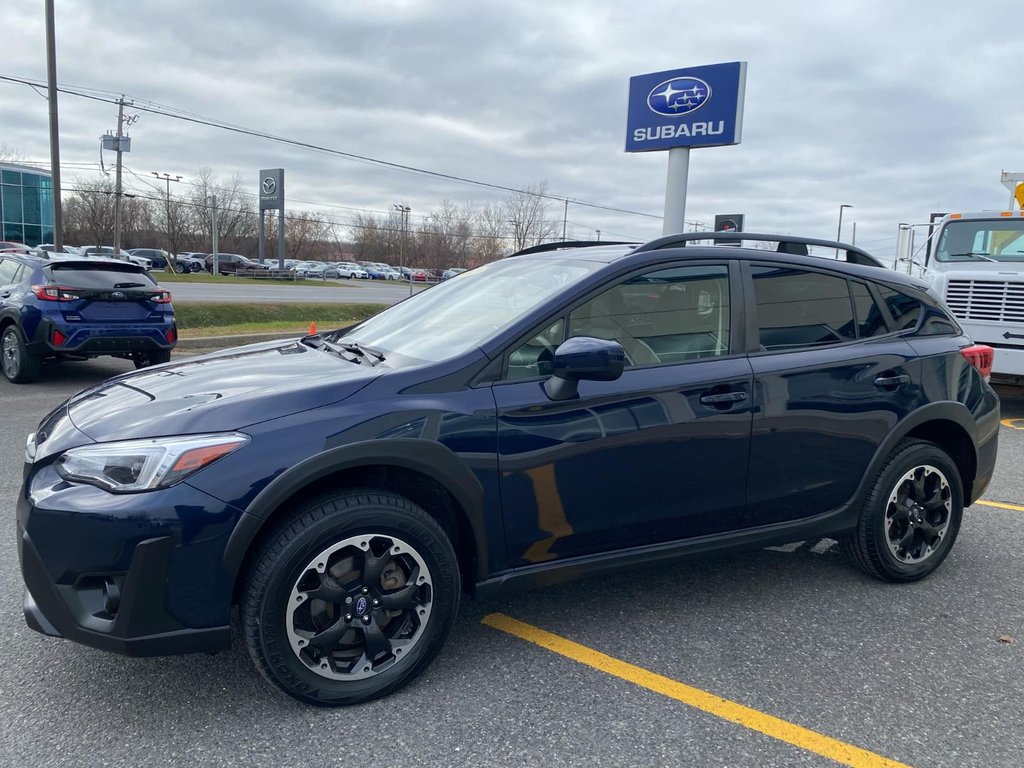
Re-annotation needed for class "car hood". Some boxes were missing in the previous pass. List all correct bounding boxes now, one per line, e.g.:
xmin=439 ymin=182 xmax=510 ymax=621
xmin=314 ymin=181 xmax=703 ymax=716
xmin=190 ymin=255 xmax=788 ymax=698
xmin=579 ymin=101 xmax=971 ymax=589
xmin=66 ymin=339 xmax=382 ymax=441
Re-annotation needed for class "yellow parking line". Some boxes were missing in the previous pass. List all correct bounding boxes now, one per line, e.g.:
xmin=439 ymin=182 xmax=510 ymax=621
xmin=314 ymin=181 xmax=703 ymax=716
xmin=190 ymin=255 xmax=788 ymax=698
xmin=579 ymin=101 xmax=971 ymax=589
xmin=482 ymin=613 xmax=911 ymax=768
xmin=976 ymin=499 xmax=1024 ymax=512
xmin=1000 ymin=418 xmax=1024 ymax=430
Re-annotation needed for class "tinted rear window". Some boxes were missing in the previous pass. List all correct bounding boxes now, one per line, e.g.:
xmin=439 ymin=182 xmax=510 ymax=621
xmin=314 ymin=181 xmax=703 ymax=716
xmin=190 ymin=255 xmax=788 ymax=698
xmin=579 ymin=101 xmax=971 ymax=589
xmin=878 ymin=286 xmax=922 ymax=331
xmin=46 ymin=262 xmax=156 ymax=289
xmin=752 ymin=266 xmax=857 ymax=350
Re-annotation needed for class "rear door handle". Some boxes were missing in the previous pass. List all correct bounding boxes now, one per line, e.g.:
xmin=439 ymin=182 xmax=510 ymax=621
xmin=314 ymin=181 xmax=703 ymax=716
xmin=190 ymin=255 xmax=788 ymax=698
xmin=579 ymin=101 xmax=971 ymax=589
xmin=700 ymin=391 xmax=748 ymax=405
xmin=874 ymin=374 xmax=911 ymax=389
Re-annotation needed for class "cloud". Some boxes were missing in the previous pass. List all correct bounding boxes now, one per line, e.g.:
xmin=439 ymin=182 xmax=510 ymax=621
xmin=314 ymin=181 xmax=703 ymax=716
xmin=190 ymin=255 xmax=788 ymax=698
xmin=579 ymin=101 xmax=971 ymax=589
xmin=1 ymin=0 xmax=1021 ymax=256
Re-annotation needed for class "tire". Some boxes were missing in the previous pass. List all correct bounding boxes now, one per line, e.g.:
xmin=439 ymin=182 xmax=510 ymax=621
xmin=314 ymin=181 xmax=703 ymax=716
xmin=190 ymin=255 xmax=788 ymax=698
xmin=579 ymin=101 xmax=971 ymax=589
xmin=1 ymin=324 xmax=42 ymax=383
xmin=243 ymin=489 xmax=461 ymax=706
xmin=841 ymin=439 xmax=963 ymax=582
xmin=175 ymin=263 xmax=187 ymax=274
xmin=133 ymin=349 xmax=172 ymax=369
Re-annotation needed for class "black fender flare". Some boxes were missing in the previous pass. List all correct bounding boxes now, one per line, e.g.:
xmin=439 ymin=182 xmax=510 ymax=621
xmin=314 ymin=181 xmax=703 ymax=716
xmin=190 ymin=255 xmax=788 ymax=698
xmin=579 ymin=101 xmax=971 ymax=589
xmin=222 ymin=439 xmax=488 ymax=581
xmin=850 ymin=400 xmax=979 ymax=510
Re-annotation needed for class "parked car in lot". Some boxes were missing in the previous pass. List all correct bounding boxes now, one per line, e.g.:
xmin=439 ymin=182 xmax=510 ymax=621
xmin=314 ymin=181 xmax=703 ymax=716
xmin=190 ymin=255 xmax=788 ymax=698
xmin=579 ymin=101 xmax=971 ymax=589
xmin=15 ymin=232 xmax=998 ymax=708
xmin=38 ymin=244 xmax=81 ymax=255
xmin=442 ymin=268 xmax=467 ymax=280
xmin=0 ymin=252 xmax=175 ymax=382
xmin=79 ymin=246 xmax=152 ymax=270
xmin=292 ymin=261 xmax=325 ymax=279
xmin=363 ymin=265 xmax=391 ymax=280
xmin=337 ymin=262 xmax=369 ymax=279
xmin=411 ymin=269 xmax=428 ymax=281
xmin=176 ymin=253 xmax=207 ymax=273
xmin=205 ymin=253 xmax=269 ymax=275
xmin=0 ymin=241 xmax=33 ymax=253
xmin=127 ymin=249 xmax=170 ymax=270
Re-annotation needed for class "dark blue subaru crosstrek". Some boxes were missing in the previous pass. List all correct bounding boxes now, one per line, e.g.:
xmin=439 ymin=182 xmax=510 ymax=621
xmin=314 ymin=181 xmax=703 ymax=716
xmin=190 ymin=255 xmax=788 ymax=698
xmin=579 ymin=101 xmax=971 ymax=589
xmin=16 ymin=233 xmax=999 ymax=706
xmin=0 ymin=253 xmax=176 ymax=383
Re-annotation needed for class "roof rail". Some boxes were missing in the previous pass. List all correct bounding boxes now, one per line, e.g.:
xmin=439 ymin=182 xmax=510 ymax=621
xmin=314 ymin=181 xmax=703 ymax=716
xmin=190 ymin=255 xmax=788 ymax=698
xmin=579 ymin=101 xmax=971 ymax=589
xmin=633 ymin=232 xmax=884 ymax=268
xmin=508 ymin=239 xmax=636 ymax=257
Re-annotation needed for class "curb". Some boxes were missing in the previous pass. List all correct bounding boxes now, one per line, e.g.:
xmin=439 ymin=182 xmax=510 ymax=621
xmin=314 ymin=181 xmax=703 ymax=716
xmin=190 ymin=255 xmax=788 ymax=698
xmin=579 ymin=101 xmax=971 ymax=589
xmin=175 ymin=331 xmax=302 ymax=351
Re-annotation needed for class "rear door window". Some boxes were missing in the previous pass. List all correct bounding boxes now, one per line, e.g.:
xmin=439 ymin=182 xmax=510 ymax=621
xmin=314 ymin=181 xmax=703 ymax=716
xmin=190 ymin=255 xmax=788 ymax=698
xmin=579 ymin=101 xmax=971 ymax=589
xmin=752 ymin=266 xmax=857 ymax=350
xmin=45 ymin=262 xmax=156 ymax=289
xmin=0 ymin=259 xmax=20 ymax=284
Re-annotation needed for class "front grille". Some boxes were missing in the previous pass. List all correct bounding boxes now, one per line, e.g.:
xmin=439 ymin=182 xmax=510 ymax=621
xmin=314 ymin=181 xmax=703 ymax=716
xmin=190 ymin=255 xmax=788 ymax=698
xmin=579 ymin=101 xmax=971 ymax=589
xmin=944 ymin=279 xmax=1024 ymax=323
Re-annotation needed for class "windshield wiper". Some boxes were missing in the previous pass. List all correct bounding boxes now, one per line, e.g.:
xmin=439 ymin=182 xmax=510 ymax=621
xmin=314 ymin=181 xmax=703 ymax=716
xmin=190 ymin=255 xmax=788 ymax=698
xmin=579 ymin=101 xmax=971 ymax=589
xmin=948 ymin=252 xmax=997 ymax=262
xmin=336 ymin=339 xmax=386 ymax=365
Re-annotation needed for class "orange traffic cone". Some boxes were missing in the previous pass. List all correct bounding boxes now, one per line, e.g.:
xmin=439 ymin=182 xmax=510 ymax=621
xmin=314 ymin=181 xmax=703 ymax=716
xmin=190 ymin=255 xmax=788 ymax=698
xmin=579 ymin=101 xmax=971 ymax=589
xmin=309 ymin=321 xmax=317 ymax=335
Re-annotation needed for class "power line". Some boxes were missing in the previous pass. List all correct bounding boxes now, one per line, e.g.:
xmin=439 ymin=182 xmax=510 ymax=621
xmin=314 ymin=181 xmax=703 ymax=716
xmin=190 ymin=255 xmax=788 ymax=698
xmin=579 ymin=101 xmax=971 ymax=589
xmin=0 ymin=74 xmax=663 ymax=221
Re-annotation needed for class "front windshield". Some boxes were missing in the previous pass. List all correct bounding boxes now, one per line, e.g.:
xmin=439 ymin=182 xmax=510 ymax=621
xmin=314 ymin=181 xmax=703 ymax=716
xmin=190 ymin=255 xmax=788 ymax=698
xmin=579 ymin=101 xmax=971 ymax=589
xmin=935 ymin=220 xmax=1024 ymax=262
xmin=336 ymin=257 xmax=603 ymax=362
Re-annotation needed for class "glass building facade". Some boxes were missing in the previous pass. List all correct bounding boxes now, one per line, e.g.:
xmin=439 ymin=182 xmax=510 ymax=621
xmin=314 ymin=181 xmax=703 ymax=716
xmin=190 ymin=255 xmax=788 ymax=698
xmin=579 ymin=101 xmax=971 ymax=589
xmin=1 ymin=163 xmax=54 ymax=247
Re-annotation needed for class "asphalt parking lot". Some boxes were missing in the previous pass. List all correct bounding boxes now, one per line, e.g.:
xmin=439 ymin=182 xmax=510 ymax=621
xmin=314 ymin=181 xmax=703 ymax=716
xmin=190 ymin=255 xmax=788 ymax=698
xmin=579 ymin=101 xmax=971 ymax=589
xmin=2 ymin=359 xmax=1022 ymax=768
xmin=165 ymin=278 xmax=424 ymax=304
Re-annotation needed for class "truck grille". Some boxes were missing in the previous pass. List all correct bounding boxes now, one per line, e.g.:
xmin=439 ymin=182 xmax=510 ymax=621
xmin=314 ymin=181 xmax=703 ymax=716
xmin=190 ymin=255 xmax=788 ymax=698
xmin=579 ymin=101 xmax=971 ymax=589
xmin=945 ymin=279 xmax=1024 ymax=323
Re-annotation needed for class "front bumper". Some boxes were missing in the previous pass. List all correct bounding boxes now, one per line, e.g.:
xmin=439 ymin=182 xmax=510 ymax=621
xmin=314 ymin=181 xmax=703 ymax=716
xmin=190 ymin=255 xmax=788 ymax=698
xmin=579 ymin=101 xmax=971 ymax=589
xmin=17 ymin=466 xmax=239 ymax=657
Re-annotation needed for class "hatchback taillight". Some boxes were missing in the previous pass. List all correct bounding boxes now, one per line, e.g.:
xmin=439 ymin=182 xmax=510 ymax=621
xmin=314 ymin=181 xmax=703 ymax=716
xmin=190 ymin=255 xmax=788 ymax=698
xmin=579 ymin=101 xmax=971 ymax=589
xmin=150 ymin=290 xmax=172 ymax=304
xmin=960 ymin=344 xmax=994 ymax=382
xmin=31 ymin=285 xmax=80 ymax=301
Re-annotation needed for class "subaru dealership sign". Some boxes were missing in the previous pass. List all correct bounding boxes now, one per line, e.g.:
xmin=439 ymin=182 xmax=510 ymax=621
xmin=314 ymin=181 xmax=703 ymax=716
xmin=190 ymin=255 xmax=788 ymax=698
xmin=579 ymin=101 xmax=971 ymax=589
xmin=626 ymin=62 xmax=747 ymax=152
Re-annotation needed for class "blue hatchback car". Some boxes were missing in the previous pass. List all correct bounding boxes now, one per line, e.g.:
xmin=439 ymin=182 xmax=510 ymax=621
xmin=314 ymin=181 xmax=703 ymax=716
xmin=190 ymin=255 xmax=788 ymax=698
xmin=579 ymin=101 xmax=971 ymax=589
xmin=16 ymin=233 xmax=998 ymax=706
xmin=0 ymin=253 xmax=175 ymax=383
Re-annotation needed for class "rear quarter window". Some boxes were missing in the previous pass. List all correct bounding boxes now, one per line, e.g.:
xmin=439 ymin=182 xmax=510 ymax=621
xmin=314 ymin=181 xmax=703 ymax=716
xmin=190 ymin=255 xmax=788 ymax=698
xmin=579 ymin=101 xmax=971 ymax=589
xmin=45 ymin=262 xmax=156 ymax=289
xmin=878 ymin=286 xmax=922 ymax=331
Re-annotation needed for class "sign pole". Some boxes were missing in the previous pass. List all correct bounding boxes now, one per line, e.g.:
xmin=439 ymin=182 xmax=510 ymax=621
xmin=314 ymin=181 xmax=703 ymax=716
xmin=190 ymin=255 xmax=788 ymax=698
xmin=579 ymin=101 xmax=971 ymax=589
xmin=662 ymin=147 xmax=690 ymax=235
xmin=277 ymin=210 xmax=286 ymax=269
xmin=257 ymin=209 xmax=265 ymax=266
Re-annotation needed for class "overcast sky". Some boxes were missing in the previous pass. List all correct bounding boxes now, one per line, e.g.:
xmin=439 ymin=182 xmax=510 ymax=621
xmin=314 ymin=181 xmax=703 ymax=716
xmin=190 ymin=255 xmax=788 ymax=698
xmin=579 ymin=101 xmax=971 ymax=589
xmin=2 ymin=0 xmax=1022 ymax=258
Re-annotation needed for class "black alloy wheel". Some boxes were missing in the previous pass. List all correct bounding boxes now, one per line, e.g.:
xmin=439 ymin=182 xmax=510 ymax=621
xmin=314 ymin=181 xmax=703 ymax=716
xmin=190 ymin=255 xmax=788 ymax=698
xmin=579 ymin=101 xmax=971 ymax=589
xmin=243 ymin=489 xmax=460 ymax=705
xmin=842 ymin=439 xmax=963 ymax=582
xmin=1 ymin=325 xmax=41 ymax=383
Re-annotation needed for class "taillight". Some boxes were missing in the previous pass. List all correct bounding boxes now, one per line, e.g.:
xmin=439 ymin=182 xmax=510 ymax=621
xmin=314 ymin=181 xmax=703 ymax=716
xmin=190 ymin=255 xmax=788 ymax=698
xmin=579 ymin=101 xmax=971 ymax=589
xmin=960 ymin=344 xmax=994 ymax=382
xmin=165 ymin=328 xmax=176 ymax=344
xmin=31 ymin=285 xmax=80 ymax=301
xmin=52 ymin=329 xmax=66 ymax=347
xmin=150 ymin=290 xmax=172 ymax=304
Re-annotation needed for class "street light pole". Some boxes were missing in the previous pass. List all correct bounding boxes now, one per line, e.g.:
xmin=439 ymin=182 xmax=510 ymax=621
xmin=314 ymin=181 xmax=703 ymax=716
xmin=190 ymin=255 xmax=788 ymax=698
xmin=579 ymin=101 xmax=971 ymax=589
xmin=595 ymin=229 xmax=601 ymax=242
xmin=44 ymin=0 xmax=63 ymax=250
xmin=393 ymin=203 xmax=411 ymax=295
xmin=836 ymin=204 xmax=853 ymax=256
xmin=837 ymin=204 xmax=853 ymax=242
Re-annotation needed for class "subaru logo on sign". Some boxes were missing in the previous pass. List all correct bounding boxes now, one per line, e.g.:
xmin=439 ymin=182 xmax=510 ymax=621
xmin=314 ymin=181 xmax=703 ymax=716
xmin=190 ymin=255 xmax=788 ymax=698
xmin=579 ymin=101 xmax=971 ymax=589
xmin=647 ymin=77 xmax=711 ymax=117
xmin=262 ymin=177 xmax=277 ymax=195
xmin=355 ymin=597 xmax=368 ymax=616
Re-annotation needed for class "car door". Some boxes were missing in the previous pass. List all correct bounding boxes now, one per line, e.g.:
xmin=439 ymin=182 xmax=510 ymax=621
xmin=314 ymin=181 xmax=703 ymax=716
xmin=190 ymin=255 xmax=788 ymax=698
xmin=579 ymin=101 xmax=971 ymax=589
xmin=0 ymin=259 xmax=22 ymax=307
xmin=743 ymin=264 xmax=920 ymax=527
xmin=493 ymin=261 xmax=753 ymax=567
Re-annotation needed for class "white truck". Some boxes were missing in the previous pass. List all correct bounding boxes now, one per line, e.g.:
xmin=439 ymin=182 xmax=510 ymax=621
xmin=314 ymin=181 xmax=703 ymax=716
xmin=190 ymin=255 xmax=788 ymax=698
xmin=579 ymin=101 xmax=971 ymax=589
xmin=897 ymin=209 xmax=1024 ymax=386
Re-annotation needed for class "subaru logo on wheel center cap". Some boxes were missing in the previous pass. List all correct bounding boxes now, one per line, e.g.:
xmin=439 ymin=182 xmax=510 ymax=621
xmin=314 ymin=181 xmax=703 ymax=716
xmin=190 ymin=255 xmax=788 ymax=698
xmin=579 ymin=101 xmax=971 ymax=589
xmin=646 ymin=76 xmax=712 ymax=117
xmin=355 ymin=597 xmax=368 ymax=615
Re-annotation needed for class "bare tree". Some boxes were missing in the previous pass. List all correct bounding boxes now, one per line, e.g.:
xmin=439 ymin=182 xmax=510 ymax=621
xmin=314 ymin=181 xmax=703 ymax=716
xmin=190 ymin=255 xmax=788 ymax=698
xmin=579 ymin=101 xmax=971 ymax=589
xmin=505 ymin=182 xmax=558 ymax=251
xmin=0 ymin=144 xmax=25 ymax=163
xmin=473 ymin=201 xmax=510 ymax=264
xmin=285 ymin=210 xmax=330 ymax=261
xmin=189 ymin=169 xmax=258 ymax=256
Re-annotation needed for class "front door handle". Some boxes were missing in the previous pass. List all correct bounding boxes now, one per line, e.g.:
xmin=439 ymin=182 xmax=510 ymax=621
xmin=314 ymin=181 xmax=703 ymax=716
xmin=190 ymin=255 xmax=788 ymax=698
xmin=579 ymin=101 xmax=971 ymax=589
xmin=700 ymin=391 xmax=748 ymax=405
xmin=874 ymin=374 xmax=911 ymax=389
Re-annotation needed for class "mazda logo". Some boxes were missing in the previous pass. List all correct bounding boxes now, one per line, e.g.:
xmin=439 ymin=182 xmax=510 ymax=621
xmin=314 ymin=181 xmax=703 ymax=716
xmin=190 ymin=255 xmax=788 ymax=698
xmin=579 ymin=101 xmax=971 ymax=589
xmin=647 ymin=76 xmax=712 ymax=117
xmin=262 ymin=177 xmax=277 ymax=195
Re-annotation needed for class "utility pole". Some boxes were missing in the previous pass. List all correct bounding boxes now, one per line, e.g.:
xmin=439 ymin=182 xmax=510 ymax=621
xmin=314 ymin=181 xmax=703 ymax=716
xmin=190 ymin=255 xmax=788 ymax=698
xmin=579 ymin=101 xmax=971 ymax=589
xmin=112 ymin=97 xmax=126 ymax=252
xmin=210 ymin=194 xmax=219 ymax=272
xmin=562 ymin=198 xmax=569 ymax=241
xmin=152 ymin=171 xmax=183 ymax=261
xmin=44 ymin=0 xmax=63 ymax=250
xmin=595 ymin=229 xmax=601 ymax=242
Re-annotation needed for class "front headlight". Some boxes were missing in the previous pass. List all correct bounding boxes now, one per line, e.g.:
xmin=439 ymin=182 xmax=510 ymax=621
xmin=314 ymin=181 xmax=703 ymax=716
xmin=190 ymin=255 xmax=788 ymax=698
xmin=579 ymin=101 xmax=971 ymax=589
xmin=55 ymin=433 xmax=249 ymax=493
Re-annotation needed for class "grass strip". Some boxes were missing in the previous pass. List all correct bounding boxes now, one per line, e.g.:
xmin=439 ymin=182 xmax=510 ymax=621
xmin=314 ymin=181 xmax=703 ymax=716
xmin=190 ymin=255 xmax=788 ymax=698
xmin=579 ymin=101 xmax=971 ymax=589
xmin=173 ymin=302 xmax=386 ymax=330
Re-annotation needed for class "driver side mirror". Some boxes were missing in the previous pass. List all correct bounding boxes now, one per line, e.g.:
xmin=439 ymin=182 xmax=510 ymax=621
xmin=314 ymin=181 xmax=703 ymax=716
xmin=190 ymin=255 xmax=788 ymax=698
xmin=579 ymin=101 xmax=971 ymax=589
xmin=543 ymin=336 xmax=625 ymax=401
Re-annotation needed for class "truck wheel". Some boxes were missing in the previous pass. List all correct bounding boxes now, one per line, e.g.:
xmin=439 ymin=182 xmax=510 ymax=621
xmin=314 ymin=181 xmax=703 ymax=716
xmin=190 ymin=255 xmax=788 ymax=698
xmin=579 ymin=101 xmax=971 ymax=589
xmin=243 ymin=489 xmax=461 ymax=706
xmin=1 ymin=325 xmax=42 ymax=383
xmin=841 ymin=440 xmax=963 ymax=582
